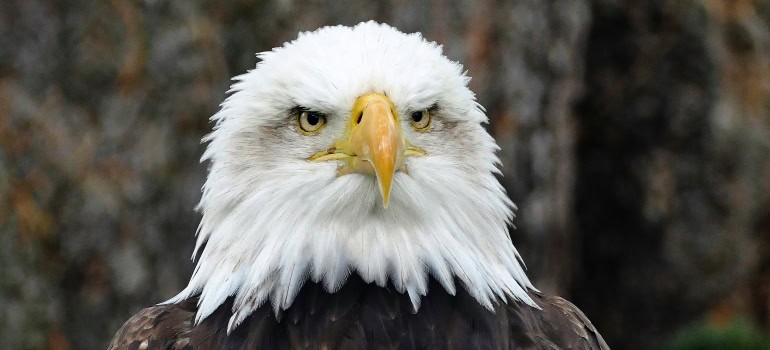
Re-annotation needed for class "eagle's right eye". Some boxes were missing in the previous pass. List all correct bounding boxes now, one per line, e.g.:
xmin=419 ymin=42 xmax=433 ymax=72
xmin=298 ymin=110 xmax=326 ymax=134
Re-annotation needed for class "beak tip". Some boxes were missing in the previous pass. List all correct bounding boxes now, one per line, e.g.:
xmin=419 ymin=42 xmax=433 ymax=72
xmin=374 ymin=166 xmax=395 ymax=211
xmin=378 ymin=182 xmax=391 ymax=209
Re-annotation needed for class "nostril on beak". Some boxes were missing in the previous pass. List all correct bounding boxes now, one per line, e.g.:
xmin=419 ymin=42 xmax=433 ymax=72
xmin=356 ymin=112 xmax=363 ymax=125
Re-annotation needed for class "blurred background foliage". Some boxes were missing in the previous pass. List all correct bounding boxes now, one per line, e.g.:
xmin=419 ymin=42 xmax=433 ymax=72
xmin=667 ymin=320 xmax=770 ymax=350
xmin=1 ymin=0 xmax=769 ymax=349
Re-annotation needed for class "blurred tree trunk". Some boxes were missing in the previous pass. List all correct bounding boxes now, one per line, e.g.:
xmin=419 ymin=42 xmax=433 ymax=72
xmin=1 ymin=1 xmax=769 ymax=350
xmin=574 ymin=1 xmax=770 ymax=349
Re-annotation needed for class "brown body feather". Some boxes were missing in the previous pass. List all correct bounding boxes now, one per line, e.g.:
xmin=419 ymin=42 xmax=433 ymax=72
xmin=110 ymin=276 xmax=608 ymax=350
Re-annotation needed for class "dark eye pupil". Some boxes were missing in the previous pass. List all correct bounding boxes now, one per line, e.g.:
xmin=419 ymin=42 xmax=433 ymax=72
xmin=411 ymin=111 xmax=423 ymax=122
xmin=306 ymin=113 xmax=320 ymax=125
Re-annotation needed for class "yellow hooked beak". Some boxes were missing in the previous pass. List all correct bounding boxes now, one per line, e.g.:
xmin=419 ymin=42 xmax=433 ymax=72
xmin=308 ymin=93 xmax=424 ymax=208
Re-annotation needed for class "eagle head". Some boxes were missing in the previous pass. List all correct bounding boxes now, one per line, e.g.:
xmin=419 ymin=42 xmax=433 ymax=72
xmin=168 ymin=21 xmax=537 ymax=331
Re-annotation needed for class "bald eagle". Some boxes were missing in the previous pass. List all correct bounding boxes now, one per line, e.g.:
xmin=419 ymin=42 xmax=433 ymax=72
xmin=109 ymin=22 xmax=608 ymax=350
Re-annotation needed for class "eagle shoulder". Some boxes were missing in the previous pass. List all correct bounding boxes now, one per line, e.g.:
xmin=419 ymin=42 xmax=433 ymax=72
xmin=108 ymin=299 xmax=197 ymax=350
xmin=508 ymin=294 xmax=609 ymax=350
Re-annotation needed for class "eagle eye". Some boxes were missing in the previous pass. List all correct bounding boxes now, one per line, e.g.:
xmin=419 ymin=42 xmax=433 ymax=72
xmin=298 ymin=110 xmax=326 ymax=134
xmin=410 ymin=110 xmax=431 ymax=131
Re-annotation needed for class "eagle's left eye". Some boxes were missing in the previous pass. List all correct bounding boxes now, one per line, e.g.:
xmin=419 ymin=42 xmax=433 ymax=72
xmin=410 ymin=110 xmax=431 ymax=131
xmin=298 ymin=110 xmax=326 ymax=134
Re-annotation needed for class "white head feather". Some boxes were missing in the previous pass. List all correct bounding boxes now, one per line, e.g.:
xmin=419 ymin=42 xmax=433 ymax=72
xmin=166 ymin=21 xmax=538 ymax=331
